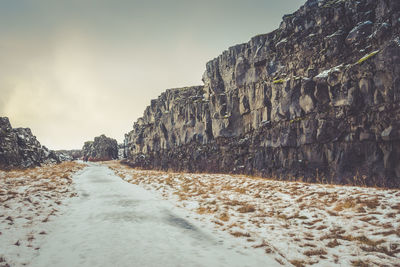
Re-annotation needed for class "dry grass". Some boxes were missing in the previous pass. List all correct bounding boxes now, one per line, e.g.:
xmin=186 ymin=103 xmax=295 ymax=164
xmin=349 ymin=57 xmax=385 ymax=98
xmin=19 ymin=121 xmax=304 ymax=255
xmin=358 ymin=198 xmax=380 ymax=209
xmin=230 ymin=231 xmax=251 ymax=238
xmin=217 ymin=212 xmax=230 ymax=222
xmin=253 ymin=240 xmax=270 ymax=249
xmin=372 ymin=230 xmax=397 ymax=237
xmin=326 ymin=239 xmax=341 ymax=248
xmin=196 ymin=206 xmax=215 ymax=215
xmin=237 ymin=204 xmax=256 ymax=213
xmin=1 ymin=162 xmax=84 ymax=190
xmin=104 ymin=160 xmax=400 ymax=267
xmin=289 ymin=259 xmax=306 ymax=267
xmin=333 ymin=198 xmax=357 ymax=211
xmin=303 ymin=248 xmax=327 ymax=257
xmin=360 ymin=245 xmax=400 ymax=257
xmin=224 ymin=200 xmax=243 ymax=206
xmin=351 ymin=259 xmax=371 ymax=267
xmin=0 ymin=161 xmax=85 ymax=265
xmin=340 ymin=235 xmax=385 ymax=247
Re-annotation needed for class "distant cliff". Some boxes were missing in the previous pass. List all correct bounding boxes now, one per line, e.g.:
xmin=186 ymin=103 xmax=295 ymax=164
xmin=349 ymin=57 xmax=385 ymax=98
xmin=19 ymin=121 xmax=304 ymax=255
xmin=0 ymin=117 xmax=65 ymax=170
xmin=82 ymin=135 xmax=118 ymax=161
xmin=56 ymin=149 xmax=83 ymax=160
xmin=124 ymin=0 xmax=400 ymax=187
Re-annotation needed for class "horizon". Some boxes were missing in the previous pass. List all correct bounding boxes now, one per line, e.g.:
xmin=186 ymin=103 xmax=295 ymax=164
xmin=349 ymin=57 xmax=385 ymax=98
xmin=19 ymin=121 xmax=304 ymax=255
xmin=0 ymin=0 xmax=305 ymax=150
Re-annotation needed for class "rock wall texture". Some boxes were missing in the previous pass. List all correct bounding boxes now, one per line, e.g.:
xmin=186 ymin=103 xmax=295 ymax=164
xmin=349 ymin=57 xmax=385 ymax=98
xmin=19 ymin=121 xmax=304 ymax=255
xmin=0 ymin=117 xmax=63 ymax=170
xmin=124 ymin=0 xmax=400 ymax=187
xmin=118 ymin=143 xmax=126 ymax=159
xmin=82 ymin=135 xmax=118 ymax=161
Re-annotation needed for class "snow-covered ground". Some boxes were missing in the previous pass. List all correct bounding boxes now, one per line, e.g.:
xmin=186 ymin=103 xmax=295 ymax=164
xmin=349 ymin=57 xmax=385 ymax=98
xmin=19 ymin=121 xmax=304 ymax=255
xmin=2 ymin=163 xmax=278 ymax=267
xmin=107 ymin=161 xmax=400 ymax=267
xmin=0 ymin=162 xmax=85 ymax=267
xmin=2 ymin=161 xmax=399 ymax=267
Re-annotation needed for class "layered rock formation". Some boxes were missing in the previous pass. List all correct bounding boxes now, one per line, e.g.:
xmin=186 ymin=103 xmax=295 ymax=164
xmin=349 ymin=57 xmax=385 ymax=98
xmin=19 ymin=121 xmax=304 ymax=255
xmin=82 ymin=135 xmax=118 ymax=161
xmin=124 ymin=0 xmax=400 ymax=187
xmin=0 ymin=117 xmax=63 ymax=170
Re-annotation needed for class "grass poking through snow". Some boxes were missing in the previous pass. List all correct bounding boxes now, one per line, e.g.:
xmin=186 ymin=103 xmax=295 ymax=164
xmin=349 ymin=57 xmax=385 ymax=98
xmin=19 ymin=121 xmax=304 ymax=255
xmin=105 ymin=161 xmax=400 ymax=266
xmin=0 ymin=161 xmax=85 ymax=266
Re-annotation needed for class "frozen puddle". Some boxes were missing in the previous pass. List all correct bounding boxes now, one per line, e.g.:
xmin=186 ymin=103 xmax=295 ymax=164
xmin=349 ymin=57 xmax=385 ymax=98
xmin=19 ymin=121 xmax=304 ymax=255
xmin=31 ymin=164 xmax=277 ymax=267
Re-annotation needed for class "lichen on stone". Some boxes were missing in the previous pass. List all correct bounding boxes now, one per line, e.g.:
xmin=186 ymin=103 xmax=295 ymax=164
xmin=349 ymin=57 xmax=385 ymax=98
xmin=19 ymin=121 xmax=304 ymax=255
xmin=273 ymin=79 xmax=285 ymax=84
xmin=289 ymin=117 xmax=305 ymax=123
xmin=356 ymin=50 xmax=379 ymax=64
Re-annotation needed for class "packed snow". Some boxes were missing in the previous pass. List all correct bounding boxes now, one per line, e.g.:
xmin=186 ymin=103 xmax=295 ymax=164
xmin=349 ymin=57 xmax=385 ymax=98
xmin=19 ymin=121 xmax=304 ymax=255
xmin=315 ymin=64 xmax=343 ymax=79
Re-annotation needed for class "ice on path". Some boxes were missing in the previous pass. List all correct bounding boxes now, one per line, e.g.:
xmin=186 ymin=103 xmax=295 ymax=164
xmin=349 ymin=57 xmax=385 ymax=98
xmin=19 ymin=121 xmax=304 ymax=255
xmin=31 ymin=164 xmax=277 ymax=267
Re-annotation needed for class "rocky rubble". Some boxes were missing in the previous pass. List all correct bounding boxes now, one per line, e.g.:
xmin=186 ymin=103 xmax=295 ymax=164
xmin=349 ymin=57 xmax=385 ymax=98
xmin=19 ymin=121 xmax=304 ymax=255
xmin=124 ymin=0 xmax=400 ymax=187
xmin=82 ymin=134 xmax=118 ymax=161
xmin=56 ymin=149 xmax=83 ymax=160
xmin=0 ymin=117 xmax=65 ymax=170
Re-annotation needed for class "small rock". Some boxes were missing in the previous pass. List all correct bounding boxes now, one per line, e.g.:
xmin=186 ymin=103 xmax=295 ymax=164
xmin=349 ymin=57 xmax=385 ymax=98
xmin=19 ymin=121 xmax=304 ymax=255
xmin=346 ymin=21 xmax=373 ymax=45
xmin=381 ymin=125 xmax=400 ymax=141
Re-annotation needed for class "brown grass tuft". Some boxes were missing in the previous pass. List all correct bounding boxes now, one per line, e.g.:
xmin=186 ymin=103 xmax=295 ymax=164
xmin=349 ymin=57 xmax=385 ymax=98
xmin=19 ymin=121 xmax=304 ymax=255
xmin=303 ymin=248 xmax=327 ymax=257
xmin=327 ymin=239 xmax=341 ymax=248
xmin=217 ymin=212 xmax=230 ymax=222
xmin=333 ymin=198 xmax=357 ymax=211
xmin=237 ymin=204 xmax=256 ymax=213
xmin=351 ymin=259 xmax=371 ymax=267
xmin=290 ymin=259 xmax=306 ymax=267
xmin=230 ymin=231 xmax=251 ymax=238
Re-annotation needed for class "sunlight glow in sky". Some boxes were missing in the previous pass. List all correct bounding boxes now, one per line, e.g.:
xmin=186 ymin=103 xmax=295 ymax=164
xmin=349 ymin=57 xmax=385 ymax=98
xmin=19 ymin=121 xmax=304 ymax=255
xmin=0 ymin=0 xmax=304 ymax=149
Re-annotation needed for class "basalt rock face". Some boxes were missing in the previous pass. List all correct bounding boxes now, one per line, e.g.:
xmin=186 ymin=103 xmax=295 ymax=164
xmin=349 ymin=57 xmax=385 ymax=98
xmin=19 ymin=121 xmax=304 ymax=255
xmin=124 ymin=0 xmax=400 ymax=187
xmin=0 ymin=117 xmax=62 ymax=170
xmin=125 ymin=86 xmax=211 ymax=155
xmin=82 ymin=135 xmax=118 ymax=161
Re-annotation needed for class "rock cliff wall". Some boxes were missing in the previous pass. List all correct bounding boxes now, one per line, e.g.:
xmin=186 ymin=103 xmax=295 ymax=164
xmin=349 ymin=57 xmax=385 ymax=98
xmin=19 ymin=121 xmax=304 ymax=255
xmin=82 ymin=135 xmax=118 ymax=161
xmin=0 ymin=117 xmax=64 ymax=170
xmin=124 ymin=0 xmax=400 ymax=187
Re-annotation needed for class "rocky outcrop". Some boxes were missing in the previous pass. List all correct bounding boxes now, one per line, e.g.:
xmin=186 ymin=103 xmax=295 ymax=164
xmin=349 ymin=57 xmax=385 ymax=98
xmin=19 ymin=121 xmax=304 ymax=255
xmin=0 ymin=117 xmax=62 ymax=170
xmin=55 ymin=150 xmax=82 ymax=160
xmin=118 ymin=144 xmax=126 ymax=159
xmin=124 ymin=0 xmax=400 ymax=187
xmin=82 ymin=135 xmax=118 ymax=161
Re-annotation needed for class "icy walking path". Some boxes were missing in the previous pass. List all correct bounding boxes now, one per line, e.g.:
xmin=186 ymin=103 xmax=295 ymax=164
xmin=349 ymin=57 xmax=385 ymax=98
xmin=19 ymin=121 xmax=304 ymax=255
xmin=31 ymin=164 xmax=277 ymax=267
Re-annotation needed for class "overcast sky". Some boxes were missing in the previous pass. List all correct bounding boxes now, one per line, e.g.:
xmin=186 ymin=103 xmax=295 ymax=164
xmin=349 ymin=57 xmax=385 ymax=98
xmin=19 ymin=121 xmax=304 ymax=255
xmin=0 ymin=0 xmax=304 ymax=150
